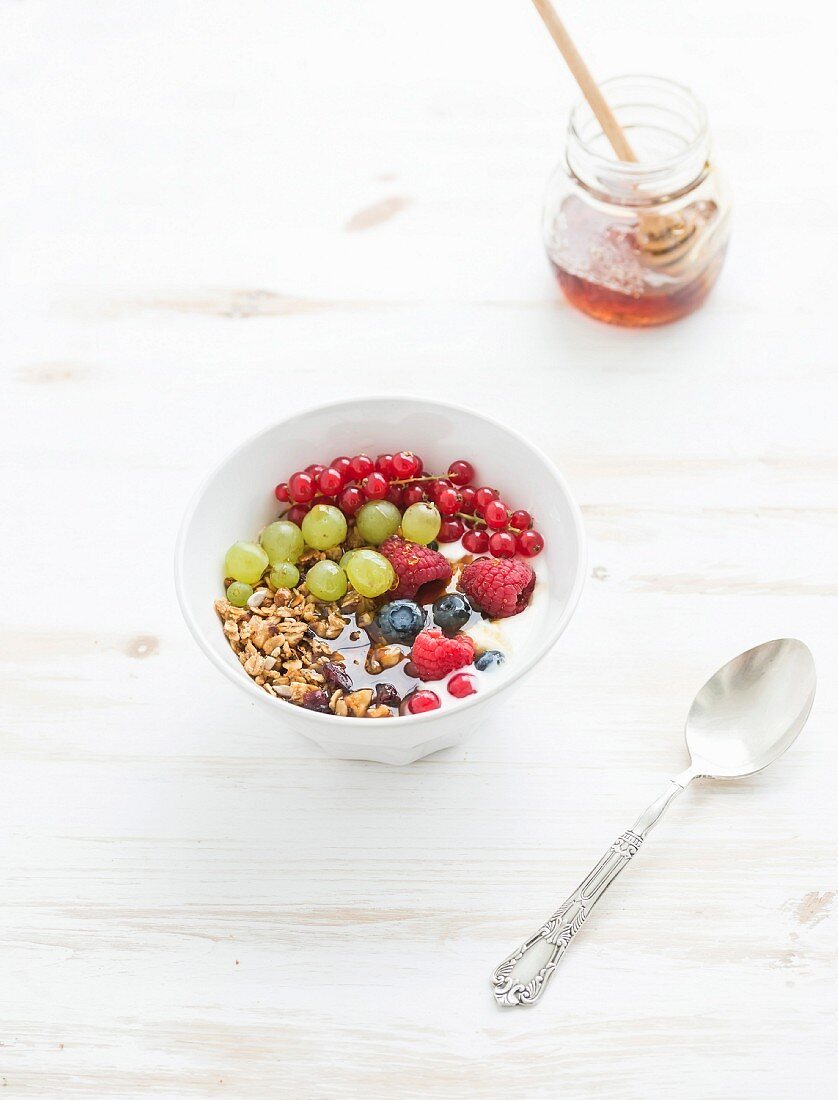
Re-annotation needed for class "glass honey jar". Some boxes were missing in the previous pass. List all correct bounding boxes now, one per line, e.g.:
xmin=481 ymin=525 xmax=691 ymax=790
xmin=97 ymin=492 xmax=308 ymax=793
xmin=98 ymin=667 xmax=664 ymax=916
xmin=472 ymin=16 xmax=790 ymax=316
xmin=544 ymin=75 xmax=731 ymax=326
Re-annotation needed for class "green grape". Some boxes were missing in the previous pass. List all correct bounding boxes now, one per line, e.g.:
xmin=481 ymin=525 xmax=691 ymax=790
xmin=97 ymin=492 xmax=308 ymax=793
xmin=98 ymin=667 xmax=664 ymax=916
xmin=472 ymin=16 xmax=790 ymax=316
xmin=269 ymin=561 xmax=300 ymax=590
xmin=339 ymin=549 xmax=358 ymax=571
xmin=401 ymin=501 xmax=441 ymax=545
xmin=225 ymin=541 xmax=269 ymax=585
xmin=306 ymin=559 xmax=348 ymax=602
xmin=346 ymin=549 xmax=395 ymax=598
xmin=356 ymin=500 xmax=401 ymax=545
xmin=260 ymin=520 xmax=304 ymax=563
xmin=301 ymin=504 xmax=347 ymax=550
xmin=226 ymin=581 xmax=253 ymax=607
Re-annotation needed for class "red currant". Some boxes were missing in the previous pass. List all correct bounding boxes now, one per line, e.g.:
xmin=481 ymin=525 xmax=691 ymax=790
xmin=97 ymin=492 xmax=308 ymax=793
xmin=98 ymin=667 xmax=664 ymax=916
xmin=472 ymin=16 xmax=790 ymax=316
xmin=305 ymin=463 xmax=325 ymax=478
xmin=287 ymin=503 xmax=311 ymax=526
xmin=459 ymin=486 xmax=477 ymax=513
xmin=447 ymin=673 xmax=477 ymax=699
xmin=376 ymin=454 xmax=395 ymax=477
xmin=429 ymin=478 xmax=453 ymax=501
xmin=436 ymin=487 xmax=460 ymax=516
xmin=475 ymin=486 xmax=499 ymax=511
xmin=483 ymin=499 xmax=509 ymax=529
xmin=363 ymin=472 xmax=390 ymax=499
xmin=392 ymin=450 xmax=418 ymax=478
xmin=409 ymin=453 xmax=424 ymax=476
xmin=462 ymin=529 xmax=489 ymax=554
xmin=518 ymin=530 xmax=544 ymax=557
xmin=385 ymin=483 xmax=404 ymax=506
xmin=331 ymin=456 xmax=353 ymax=480
xmin=274 ymin=482 xmax=290 ymax=503
xmin=288 ymin=471 xmax=315 ymax=503
xmin=338 ymin=486 xmax=365 ymax=516
xmin=489 ymin=530 xmax=516 ymax=558
xmin=438 ymin=518 xmax=465 ymax=543
xmin=447 ymin=460 xmax=475 ymax=487
xmin=510 ymin=509 xmax=533 ymax=531
xmin=350 ymin=454 xmax=374 ymax=479
xmin=406 ymin=689 xmax=441 ymax=714
xmin=402 ymin=484 xmax=426 ymax=506
xmin=318 ymin=466 xmax=345 ymax=495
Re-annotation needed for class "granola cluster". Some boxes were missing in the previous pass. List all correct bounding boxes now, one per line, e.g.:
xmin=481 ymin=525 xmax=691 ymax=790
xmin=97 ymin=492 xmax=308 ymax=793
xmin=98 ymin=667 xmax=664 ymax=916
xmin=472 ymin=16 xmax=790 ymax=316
xmin=214 ymin=568 xmax=393 ymax=718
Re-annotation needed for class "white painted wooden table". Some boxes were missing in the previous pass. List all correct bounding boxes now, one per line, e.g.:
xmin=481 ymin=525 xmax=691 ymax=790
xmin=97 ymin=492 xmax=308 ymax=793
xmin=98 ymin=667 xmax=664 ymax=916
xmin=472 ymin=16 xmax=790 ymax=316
xmin=3 ymin=2 xmax=837 ymax=1096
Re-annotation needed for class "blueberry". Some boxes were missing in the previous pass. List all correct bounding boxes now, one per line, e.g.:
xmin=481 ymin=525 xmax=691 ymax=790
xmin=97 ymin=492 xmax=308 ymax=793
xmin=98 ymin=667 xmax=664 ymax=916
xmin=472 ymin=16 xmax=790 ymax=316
xmin=432 ymin=593 xmax=471 ymax=636
xmin=374 ymin=682 xmax=401 ymax=708
xmin=474 ymin=649 xmax=505 ymax=672
xmin=375 ymin=599 xmax=426 ymax=644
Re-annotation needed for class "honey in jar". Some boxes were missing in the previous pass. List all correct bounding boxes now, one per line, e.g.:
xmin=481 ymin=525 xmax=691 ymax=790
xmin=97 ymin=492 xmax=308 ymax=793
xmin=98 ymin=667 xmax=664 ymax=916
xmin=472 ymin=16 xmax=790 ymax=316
xmin=544 ymin=76 xmax=731 ymax=327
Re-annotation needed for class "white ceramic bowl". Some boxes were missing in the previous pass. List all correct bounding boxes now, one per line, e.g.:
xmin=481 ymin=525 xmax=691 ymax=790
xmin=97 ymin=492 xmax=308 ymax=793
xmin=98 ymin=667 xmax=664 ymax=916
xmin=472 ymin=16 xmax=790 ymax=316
xmin=175 ymin=397 xmax=585 ymax=764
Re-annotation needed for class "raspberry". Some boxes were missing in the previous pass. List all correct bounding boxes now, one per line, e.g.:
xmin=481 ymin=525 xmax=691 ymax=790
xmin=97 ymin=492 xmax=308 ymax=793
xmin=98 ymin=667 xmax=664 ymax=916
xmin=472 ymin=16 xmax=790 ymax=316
xmin=379 ymin=536 xmax=452 ymax=599
xmin=458 ymin=557 xmax=535 ymax=618
xmin=410 ymin=628 xmax=475 ymax=682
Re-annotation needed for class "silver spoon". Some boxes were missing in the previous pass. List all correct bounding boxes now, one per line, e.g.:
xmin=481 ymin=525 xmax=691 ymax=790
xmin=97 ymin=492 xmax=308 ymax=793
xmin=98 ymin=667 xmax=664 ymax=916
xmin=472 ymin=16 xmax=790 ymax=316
xmin=491 ymin=638 xmax=816 ymax=1007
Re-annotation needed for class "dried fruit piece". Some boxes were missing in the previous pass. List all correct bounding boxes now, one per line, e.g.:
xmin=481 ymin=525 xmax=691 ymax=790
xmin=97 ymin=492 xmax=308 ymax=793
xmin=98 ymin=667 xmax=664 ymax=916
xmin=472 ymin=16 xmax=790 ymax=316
xmin=374 ymin=682 xmax=401 ymax=708
xmin=302 ymin=690 xmax=331 ymax=712
xmin=323 ymin=661 xmax=352 ymax=692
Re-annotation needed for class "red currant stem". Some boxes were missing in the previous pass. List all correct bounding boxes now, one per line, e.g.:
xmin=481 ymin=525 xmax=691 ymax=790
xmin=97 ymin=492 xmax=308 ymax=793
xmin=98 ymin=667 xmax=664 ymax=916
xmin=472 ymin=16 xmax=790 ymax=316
xmin=390 ymin=473 xmax=444 ymax=485
xmin=455 ymin=511 xmax=524 ymax=535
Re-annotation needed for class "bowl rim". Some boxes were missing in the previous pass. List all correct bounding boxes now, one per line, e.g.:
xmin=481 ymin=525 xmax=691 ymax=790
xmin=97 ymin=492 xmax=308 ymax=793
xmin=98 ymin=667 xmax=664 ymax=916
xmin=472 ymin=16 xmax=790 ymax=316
xmin=174 ymin=395 xmax=587 ymax=730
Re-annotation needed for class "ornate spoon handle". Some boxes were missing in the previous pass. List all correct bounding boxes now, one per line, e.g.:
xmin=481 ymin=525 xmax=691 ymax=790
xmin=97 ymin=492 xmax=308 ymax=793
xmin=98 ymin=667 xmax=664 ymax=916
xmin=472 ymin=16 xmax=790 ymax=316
xmin=491 ymin=779 xmax=687 ymax=1008
xmin=491 ymin=829 xmax=643 ymax=1006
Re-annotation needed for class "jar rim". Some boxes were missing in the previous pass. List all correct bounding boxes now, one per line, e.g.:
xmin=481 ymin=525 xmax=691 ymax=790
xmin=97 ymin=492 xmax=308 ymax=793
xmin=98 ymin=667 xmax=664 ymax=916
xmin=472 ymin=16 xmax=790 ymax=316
xmin=567 ymin=74 xmax=709 ymax=183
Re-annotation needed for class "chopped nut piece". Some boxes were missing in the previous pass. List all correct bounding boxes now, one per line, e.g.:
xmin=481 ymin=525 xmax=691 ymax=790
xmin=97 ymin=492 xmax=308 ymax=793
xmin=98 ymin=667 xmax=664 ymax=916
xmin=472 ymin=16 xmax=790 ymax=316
xmin=367 ymin=705 xmax=394 ymax=719
xmin=288 ymin=681 xmax=311 ymax=704
xmin=247 ymin=588 xmax=269 ymax=610
xmin=308 ymin=606 xmax=348 ymax=639
xmin=365 ymin=644 xmax=405 ymax=674
xmin=377 ymin=645 xmax=405 ymax=669
xmin=344 ymin=688 xmax=374 ymax=717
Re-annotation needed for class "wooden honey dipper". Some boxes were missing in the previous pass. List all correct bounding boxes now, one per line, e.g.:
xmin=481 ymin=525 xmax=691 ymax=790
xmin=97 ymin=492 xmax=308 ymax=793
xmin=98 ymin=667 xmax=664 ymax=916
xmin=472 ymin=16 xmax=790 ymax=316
xmin=530 ymin=0 xmax=699 ymax=270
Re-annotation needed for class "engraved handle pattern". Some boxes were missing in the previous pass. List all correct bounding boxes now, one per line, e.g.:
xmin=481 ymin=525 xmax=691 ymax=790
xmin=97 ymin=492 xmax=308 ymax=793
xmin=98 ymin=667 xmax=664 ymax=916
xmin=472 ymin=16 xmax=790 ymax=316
xmin=491 ymin=829 xmax=643 ymax=1007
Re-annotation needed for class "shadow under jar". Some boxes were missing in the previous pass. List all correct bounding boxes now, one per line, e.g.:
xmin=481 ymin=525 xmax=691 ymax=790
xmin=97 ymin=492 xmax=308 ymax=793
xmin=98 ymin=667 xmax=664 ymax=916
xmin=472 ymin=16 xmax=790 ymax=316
xmin=544 ymin=76 xmax=731 ymax=327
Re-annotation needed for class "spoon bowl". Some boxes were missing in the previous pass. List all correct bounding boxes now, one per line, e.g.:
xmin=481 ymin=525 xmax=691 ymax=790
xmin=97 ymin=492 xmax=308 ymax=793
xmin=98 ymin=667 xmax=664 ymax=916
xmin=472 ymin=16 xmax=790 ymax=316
xmin=685 ymin=639 xmax=816 ymax=779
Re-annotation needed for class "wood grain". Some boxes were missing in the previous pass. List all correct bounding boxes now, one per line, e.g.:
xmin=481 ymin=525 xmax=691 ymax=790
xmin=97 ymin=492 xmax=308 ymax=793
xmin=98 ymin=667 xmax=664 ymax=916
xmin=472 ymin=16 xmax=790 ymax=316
xmin=1 ymin=0 xmax=836 ymax=1097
